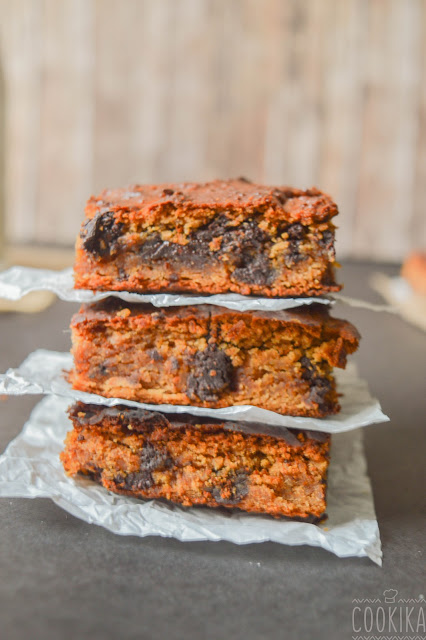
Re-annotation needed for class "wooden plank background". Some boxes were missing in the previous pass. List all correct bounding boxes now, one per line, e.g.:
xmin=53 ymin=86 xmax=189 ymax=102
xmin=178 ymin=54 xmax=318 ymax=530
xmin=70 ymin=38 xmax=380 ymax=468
xmin=0 ymin=0 xmax=425 ymax=260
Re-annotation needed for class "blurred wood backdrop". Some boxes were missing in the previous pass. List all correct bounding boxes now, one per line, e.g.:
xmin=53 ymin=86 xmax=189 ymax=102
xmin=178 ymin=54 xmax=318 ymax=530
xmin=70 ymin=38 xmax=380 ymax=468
xmin=1 ymin=0 xmax=425 ymax=261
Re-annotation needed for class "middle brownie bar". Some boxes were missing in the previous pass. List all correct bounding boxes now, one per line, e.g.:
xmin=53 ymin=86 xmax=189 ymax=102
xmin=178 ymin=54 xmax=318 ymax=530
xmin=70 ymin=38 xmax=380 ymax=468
xmin=70 ymin=299 xmax=359 ymax=417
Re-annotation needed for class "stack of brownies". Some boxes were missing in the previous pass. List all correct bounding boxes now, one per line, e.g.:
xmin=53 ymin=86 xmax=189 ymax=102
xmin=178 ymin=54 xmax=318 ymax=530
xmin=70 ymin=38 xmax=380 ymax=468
xmin=61 ymin=179 xmax=360 ymax=522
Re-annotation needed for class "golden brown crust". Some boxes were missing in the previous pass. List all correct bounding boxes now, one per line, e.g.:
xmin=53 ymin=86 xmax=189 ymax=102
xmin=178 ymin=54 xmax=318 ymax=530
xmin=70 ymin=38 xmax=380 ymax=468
xmin=61 ymin=402 xmax=330 ymax=520
xmin=74 ymin=178 xmax=341 ymax=297
xmin=84 ymin=179 xmax=338 ymax=226
xmin=69 ymin=300 xmax=360 ymax=417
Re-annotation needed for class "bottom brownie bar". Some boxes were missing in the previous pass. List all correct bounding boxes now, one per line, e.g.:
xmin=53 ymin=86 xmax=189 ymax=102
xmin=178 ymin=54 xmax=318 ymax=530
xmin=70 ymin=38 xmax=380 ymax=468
xmin=60 ymin=403 xmax=331 ymax=520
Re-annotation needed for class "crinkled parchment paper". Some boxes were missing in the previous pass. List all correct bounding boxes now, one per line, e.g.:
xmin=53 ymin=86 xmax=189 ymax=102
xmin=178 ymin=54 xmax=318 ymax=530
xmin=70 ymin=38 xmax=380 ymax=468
xmin=0 ymin=266 xmax=393 ymax=312
xmin=0 ymin=395 xmax=382 ymax=564
xmin=0 ymin=350 xmax=389 ymax=434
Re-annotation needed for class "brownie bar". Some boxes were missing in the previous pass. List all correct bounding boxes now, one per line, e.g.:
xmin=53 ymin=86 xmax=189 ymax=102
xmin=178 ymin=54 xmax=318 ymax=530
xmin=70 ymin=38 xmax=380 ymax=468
xmin=69 ymin=299 xmax=360 ymax=417
xmin=74 ymin=178 xmax=341 ymax=297
xmin=61 ymin=402 xmax=331 ymax=520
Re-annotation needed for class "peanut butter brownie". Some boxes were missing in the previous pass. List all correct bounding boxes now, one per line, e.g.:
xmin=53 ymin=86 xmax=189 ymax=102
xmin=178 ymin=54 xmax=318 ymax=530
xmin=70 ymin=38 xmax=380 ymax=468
xmin=61 ymin=402 xmax=331 ymax=520
xmin=74 ymin=178 xmax=341 ymax=297
xmin=69 ymin=299 xmax=360 ymax=417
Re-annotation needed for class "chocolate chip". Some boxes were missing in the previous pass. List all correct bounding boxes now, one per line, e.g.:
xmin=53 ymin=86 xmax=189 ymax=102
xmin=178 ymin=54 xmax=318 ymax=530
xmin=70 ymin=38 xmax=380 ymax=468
xmin=86 ymin=464 xmax=102 ymax=482
xmin=300 ymin=356 xmax=316 ymax=381
xmin=319 ymin=230 xmax=333 ymax=250
xmin=147 ymin=349 xmax=163 ymax=362
xmin=162 ymin=188 xmax=175 ymax=196
xmin=236 ymin=176 xmax=252 ymax=183
xmin=210 ymin=471 xmax=249 ymax=505
xmin=318 ymin=230 xmax=335 ymax=259
xmin=114 ymin=444 xmax=172 ymax=492
xmin=217 ymin=218 xmax=274 ymax=286
xmin=232 ymin=253 xmax=273 ymax=286
xmin=138 ymin=235 xmax=173 ymax=261
xmin=308 ymin=377 xmax=332 ymax=406
xmin=187 ymin=345 xmax=234 ymax=401
xmin=140 ymin=442 xmax=172 ymax=473
xmin=169 ymin=357 xmax=179 ymax=372
xmin=121 ymin=471 xmax=154 ymax=491
xmin=282 ymin=222 xmax=307 ymax=266
xmin=137 ymin=216 xmax=275 ymax=285
xmin=300 ymin=356 xmax=332 ymax=409
xmin=81 ymin=211 xmax=124 ymax=259
xmin=287 ymin=222 xmax=305 ymax=240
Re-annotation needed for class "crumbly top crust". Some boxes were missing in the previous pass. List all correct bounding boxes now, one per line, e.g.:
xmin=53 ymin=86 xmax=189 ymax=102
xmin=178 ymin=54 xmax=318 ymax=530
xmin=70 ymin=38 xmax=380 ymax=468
xmin=84 ymin=178 xmax=338 ymax=226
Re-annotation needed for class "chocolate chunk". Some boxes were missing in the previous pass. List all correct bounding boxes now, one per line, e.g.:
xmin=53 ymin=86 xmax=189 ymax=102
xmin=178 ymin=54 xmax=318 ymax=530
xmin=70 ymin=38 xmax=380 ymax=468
xmin=285 ymin=241 xmax=303 ymax=265
xmin=286 ymin=222 xmax=305 ymax=240
xmin=114 ymin=443 xmax=172 ymax=492
xmin=187 ymin=345 xmax=234 ymax=401
xmin=300 ymin=356 xmax=316 ymax=381
xmin=81 ymin=211 xmax=124 ymax=259
xmin=119 ymin=409 xmax=169 ymax=432
xmin=140 ymin=442 xmax=172 ymax=473
xmin=138 ymin=235 xmax=176 ymax=261
xmin=85 ymin=464 xmax=102 ymax=482
xmin=300 ymin=356 xmax=332 ymax=409
xmin=162 ymin=188 xmax=174 ymax=196
xmin=308 ymin=377 xmax=332 ymax=406
xmin=216 ymin=218 xmax=274 ymax=286
xmin=282 ymin=222 xmax=307 ymax=266
xmin=210 ymin=471 xmax=248 ymax=505
xmin=169 ymin=357 xmax=180 ymax=372
xmin=137 ymin=216 xmax=274 ymax=285
xmin=232 ymin=254 xmax=273 ymax=286
xmin=121 ymin=471 xmax=154 ymax=491
xmin=147 ymin=348 xmax=163 ymax=362
xmin=318 ymin=230 xmax=335 ymax=260
xmin=319 ymin=229 xmax=334 ymax=251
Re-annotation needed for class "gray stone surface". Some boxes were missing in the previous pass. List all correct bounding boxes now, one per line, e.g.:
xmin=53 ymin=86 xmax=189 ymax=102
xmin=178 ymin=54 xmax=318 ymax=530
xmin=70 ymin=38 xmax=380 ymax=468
xmin=0 ymin=262 xmax=425 ymax=640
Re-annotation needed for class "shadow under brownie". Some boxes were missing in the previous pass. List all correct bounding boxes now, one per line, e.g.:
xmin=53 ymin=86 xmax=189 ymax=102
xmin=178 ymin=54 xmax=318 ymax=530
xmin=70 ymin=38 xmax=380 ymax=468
xmin=61 ymin=402 xmax=331 ymax=520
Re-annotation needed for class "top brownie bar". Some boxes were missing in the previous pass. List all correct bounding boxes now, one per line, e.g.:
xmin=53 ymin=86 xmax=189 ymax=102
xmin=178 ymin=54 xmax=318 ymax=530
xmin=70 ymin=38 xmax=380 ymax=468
xmin=74 ymin=178 xmax=341 ymax=297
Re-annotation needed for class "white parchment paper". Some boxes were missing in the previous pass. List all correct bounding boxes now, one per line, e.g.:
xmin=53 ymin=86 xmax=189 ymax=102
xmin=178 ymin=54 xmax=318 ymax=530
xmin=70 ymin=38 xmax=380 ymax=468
xmin=0 ymin=266 xmax=393 ymax=312
xmin=0 ymin=395 xmax=382 ymax=564
xmin=0 ymin=349 xmax=389 ymax=434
